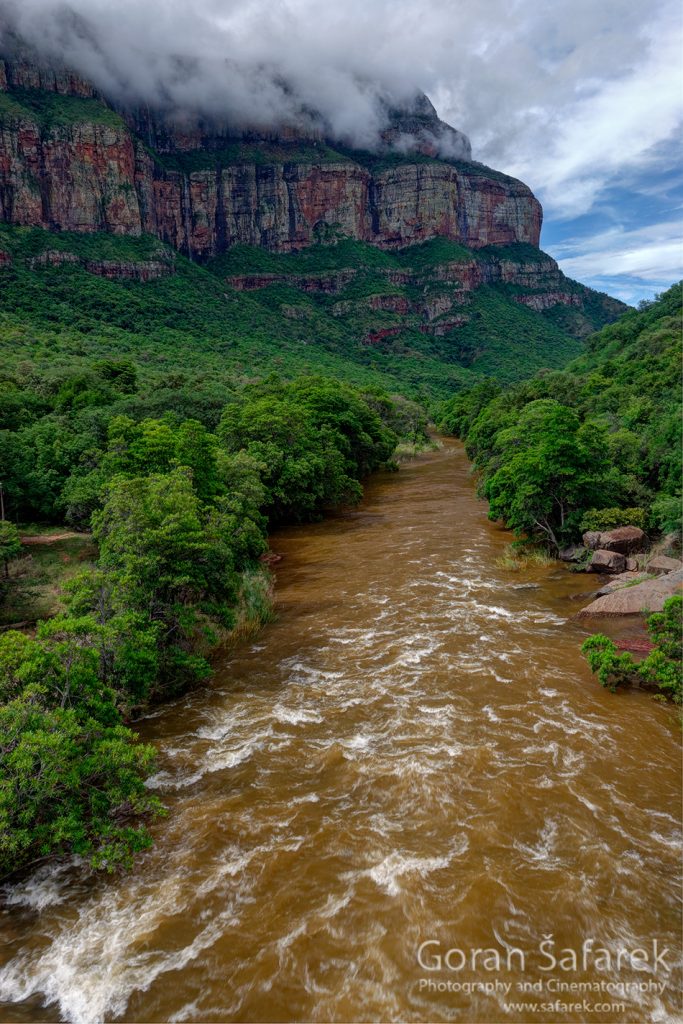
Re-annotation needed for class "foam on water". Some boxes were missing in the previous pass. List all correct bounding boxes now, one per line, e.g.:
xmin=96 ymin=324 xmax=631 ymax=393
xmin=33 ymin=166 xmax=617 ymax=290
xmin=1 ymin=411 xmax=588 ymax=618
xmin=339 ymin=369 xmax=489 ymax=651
xmin=362 ymin=848 xmax=462 ymax=896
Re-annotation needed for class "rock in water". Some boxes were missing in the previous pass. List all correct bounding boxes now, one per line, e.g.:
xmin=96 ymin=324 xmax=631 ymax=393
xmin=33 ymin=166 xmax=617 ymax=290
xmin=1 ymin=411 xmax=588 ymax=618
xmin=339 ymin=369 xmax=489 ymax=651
xmin=595 ymin=572 xmax=649 ymax=596
xmin=559 ymin=545 xmax=586 ymax=562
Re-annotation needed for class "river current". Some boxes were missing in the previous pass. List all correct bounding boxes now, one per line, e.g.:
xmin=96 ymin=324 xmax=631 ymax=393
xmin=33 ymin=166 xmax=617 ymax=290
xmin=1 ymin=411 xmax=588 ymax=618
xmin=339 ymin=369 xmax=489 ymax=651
xmin=0 ymin=441 xmax=681 ymax=1023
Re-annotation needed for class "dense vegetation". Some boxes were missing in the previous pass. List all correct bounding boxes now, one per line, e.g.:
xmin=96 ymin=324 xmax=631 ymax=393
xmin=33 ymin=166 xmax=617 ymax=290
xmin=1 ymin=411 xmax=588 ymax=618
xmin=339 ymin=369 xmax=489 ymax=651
xmin=0 ymin=375 xmax=417 ymax=878
xmin=438 ymin=284 xmax=682 ymax=550
xmin=0 ymin=224 xmax=613 ymax=411
xmin=583 ymin=596 xmax=682 ymax=703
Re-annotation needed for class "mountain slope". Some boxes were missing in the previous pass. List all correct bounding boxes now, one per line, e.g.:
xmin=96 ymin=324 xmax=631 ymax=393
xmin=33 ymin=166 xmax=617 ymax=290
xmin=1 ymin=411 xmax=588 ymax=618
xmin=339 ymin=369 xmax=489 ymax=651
xmin=0 ymin=226 xmax=622 ymax=403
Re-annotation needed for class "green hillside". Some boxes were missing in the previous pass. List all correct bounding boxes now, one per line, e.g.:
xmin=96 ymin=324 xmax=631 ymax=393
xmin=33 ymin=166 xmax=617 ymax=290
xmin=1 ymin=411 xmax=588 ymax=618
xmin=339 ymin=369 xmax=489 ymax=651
xmin=0 ymin=225 xmax=619 ymax=420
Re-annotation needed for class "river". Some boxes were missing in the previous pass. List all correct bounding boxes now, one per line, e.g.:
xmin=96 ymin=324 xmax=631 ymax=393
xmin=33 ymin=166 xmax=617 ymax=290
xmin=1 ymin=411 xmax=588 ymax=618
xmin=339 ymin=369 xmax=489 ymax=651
xmin=0 ymin=440 xmax=681 ymax=1024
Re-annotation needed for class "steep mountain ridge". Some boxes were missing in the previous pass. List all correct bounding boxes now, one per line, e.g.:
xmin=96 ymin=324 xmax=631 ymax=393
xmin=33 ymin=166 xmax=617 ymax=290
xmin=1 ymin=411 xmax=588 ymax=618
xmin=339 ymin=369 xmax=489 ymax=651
xmin=0 ymin=54 xmax=540 ymax=257
xmin=0 ymin=53 xmax=627 ymax=392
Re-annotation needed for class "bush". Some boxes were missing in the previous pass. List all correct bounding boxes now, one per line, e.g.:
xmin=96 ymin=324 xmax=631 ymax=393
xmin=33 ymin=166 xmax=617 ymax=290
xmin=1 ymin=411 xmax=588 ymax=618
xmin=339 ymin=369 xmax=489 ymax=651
xmin=580 ymin=507 xmax=647 ymax=532
xmin=649 ymin=494 xmax=682 ymax=536
xmin=582 ymin=596 xmax=682 ymax=702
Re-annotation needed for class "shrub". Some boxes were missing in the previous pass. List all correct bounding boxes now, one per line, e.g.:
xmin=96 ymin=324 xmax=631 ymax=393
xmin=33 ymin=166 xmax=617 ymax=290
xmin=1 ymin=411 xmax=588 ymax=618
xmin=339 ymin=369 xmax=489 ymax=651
xmin=580 ymin=507 xmax=647 ymax=532
xmin=582 ymin=596 xmax=682 ymax=702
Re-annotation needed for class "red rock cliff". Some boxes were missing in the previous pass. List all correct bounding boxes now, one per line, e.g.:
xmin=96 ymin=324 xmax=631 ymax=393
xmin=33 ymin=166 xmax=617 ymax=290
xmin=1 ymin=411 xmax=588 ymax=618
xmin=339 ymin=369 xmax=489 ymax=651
xmin=0 ymin=56 xmax=542 ymax=258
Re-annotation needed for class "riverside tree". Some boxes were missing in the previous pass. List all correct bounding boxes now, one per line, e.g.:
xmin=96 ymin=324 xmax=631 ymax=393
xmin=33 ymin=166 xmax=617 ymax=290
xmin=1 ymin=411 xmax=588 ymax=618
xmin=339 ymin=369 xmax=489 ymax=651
xmin=482 ymin=400 xmax=618 ymax=551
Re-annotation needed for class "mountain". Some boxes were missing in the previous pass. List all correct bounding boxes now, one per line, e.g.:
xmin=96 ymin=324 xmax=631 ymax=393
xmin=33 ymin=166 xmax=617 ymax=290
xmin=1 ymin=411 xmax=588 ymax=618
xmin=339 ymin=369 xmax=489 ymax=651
xmin=0 ymin=53 xmax=626 ymax=397
xmin=0 ymin=54 xmax=538 ymax=255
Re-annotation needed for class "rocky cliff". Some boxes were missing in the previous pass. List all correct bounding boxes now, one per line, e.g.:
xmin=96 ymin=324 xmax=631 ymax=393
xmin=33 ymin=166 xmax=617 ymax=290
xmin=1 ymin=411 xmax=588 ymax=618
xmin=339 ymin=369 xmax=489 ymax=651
xmin=0 ymin=55 xmax=541 ymax=259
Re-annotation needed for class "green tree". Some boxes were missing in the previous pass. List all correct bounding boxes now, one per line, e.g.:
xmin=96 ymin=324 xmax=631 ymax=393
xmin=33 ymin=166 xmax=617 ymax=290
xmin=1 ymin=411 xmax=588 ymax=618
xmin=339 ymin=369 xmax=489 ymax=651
xmin=484 ymin=400 xmax=618 ymax=550
xmin=0 ymin=521 xmax=21 ymax=579
xmin=91 ymin=470 xmax=243 ymax=689
xmin=0 ymin=628 xmax=162 ymax=878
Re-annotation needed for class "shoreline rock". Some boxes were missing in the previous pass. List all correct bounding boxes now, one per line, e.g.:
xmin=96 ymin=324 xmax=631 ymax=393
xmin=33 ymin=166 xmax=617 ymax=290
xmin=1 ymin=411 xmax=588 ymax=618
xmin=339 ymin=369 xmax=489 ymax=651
xmin=583 ymin=526 xmax=647 ymax=555
xmin=576 ymin=569 xmax=683 ymax=618
xmin=588 ymin=549 xmax=626 ymax=574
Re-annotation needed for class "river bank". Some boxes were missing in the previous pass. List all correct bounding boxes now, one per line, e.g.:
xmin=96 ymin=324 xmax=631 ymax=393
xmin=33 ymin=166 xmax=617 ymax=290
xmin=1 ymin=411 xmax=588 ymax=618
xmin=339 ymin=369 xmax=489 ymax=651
xmin=0 ymin=439 xmax=680 ymax=1024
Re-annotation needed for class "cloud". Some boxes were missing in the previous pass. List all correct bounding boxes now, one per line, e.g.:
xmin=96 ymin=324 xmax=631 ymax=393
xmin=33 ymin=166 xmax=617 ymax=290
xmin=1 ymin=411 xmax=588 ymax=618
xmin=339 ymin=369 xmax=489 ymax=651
xmin=547 ymin=218 xmax=682 ymax=304
xmin=552 ymin=222 xmax=682 ymax=281
xmin=1 ymin=0 xmax=680 ymax=190
xmin=0 ymin=0 xmax=680 ymax=292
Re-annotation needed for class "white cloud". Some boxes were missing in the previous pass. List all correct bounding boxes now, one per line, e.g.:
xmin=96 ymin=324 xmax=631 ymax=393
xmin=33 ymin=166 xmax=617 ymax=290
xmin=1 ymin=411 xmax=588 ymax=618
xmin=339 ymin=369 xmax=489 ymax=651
xmin=0 ymin=0 xmax=681 ymax=293
xmin=2 ymin=0 xmax=681 ymax=195
xmin=547 ymin=218 xmax=682 ymax=304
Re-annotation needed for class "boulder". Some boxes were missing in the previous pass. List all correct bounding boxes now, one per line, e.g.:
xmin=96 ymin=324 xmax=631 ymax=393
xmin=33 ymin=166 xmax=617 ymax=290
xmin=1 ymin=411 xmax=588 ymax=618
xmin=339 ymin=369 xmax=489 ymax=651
xmin=646 ymin=554 xmax=683 ymax=576
xmin=626 ymin=557 xmax=638 ymax=571
xmin=577 ymin=569 xmax=683 ymax=618
xmin=661 ymin=532 xmax=681 ymax=555
xmin=596 ymin=526 xmax=647 ymax=554
xmin=582 ymin=531 xmax=602 ymax=550
xmin=595 ymin=572 xmax=649 ymax=596
xmin=589 ymin=549 xmax=626 ymax=574
xmin=558 ymin=545 xmax=586 ymax=562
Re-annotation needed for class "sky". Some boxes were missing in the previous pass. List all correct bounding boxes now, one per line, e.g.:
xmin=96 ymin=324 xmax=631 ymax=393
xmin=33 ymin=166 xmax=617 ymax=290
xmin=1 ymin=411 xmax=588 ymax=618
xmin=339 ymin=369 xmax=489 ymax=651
xmin=1 ymin=0 xmax=681 ymax=305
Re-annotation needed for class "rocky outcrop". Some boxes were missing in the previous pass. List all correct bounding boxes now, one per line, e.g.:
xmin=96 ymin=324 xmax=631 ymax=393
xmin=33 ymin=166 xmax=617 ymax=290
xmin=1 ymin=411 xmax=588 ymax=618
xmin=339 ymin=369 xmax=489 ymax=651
xmin=26 ymin=248 xmax=174 ymax=280
xmin=646 ymin=554 xmax=683 ymax=575
xmin=224 ymin=249 xmax=599 ymax=324
xmin=595 ymin=572 xmax=649 ymax=596
xmin=0 ymin=56 xmax=542 ymax=258
xmin=577 ymin=570 xmax=683 ymax=618
xmin=419 ymin=315 xmax=469 ymax=336
xmin=0 ymin=117 xmax=142 ymax=235
xmin=515 ymin=291 xmax=582 ymax=311
xmin=227 ymin=269 xmax=357 ymax=293
xmin=82 ymin=258 xmax=174 ymax=282
xmin=368 ymin=164 xmax=540 ymax=249
xmin=379 ymin=93 xmax=471 ymax=161
xmin=0 ymin=57 xmax=96 ymax=98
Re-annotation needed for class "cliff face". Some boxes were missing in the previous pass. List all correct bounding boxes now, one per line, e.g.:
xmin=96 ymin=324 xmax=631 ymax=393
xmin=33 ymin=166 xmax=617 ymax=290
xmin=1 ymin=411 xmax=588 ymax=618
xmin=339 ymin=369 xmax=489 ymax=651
xmin=0 ymin=56 xmax=542 ymax=258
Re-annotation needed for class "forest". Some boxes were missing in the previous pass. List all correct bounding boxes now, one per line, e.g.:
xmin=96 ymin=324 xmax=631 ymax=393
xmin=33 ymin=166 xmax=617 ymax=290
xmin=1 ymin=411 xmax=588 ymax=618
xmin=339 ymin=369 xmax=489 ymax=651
xmin=438 ymin=284 xmax=682 ymax=549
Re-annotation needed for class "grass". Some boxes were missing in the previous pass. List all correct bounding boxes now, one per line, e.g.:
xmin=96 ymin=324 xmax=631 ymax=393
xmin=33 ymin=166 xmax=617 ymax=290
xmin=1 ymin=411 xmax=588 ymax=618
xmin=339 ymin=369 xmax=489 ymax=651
xmin=0 ymin=534 xmax=98 ymax=626
xmin=393 ymin=438 xmax=440 ymax=462
xmin=222 ymin=567 xmax=275 ymax=646
xmin=494 ymin=544 xmax=556 ymax=571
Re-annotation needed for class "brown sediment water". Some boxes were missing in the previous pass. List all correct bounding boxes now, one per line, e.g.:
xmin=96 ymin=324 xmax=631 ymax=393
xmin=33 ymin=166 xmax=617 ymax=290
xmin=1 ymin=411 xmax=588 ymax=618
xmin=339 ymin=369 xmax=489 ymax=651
xmin=0 ymin=440 xmax=680 ymax=1024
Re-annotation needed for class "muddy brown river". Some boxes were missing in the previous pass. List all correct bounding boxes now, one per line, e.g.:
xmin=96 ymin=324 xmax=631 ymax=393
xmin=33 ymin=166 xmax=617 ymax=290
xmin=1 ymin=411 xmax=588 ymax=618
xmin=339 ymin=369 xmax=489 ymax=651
xmin=0 ymin=441 xmax=681 ymax=1023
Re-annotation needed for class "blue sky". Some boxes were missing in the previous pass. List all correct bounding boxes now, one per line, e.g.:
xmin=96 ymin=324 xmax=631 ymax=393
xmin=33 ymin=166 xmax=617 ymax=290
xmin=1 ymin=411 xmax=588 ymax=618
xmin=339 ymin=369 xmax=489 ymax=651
xmin=538 ymin=145 xmax=682 ymax=305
